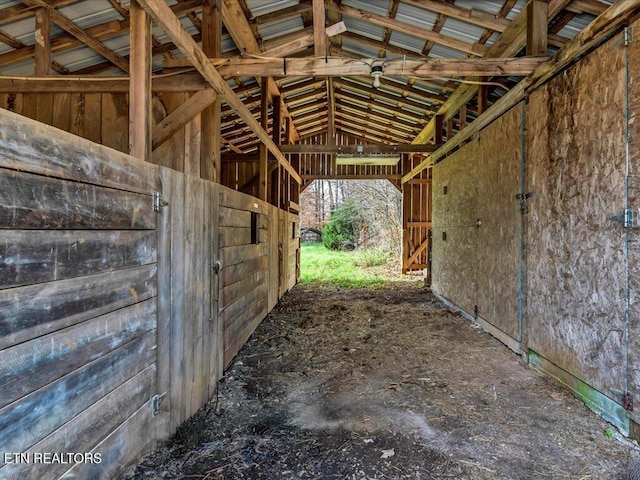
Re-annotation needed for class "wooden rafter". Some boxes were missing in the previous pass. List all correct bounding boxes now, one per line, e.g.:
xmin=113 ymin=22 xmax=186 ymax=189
xmin=402 ymin=0 xmax=640 ymax=183
xmin=136 ymin=0 xmax=300 ymax=183
xmin=409 ymin=0 xmax=572 ymax=148
xmin=220 ymin=0 xmax=299 ymax=143
xmin=327 ymin=1 xmax=488 ymax=57
xmin=22 ymin=0 xmax=130 ymax=72
xmin=253 ymin=1 xmax=312 ymax=25
xmin=0 ymin=0 xmax=201 ymax=69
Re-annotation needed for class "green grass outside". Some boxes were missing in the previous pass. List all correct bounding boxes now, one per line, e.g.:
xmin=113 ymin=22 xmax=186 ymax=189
xmin=299 ymin=243 xmax=391 ymax=288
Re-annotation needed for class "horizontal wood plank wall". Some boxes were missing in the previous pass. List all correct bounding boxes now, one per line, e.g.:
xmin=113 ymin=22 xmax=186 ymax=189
xmin=0 ymin=107 xmax=160 ymax=480
xmin=220 ymin=187 xmax=270 ymax=367
xmin=0 ymin=92 xmax=199 ymax=175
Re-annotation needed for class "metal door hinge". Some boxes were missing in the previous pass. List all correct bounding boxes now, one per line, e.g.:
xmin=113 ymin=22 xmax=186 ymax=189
xmin=611 ymin=208 xmax=635 ymax=228
xmin=611 ymin=389 xmax=633 ymax=411
xmin=151 ymin=392 xmax=168 ymax=416
xmin=625 ymin=27 xmax=633 ymax=46
xmin=153 ymin=192 xmax=169 ymax=212
xmin=515 ymin=192 xmax=532 ymax=214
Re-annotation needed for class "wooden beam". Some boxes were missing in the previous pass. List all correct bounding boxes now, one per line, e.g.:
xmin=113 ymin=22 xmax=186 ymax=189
xmin=253 ymin=1 xmax=312 ymax=25
xmin=403 ymin=0 xmax=511 ymax=32
xmin=22 ymin=0 xmax=130 ymax=73
xmin=222 ymin=154 xmax=260 ymax=162
xmin=34 ymin=7 xmax=51 ymax=76
xmin=527 ymin=0 xmax=549 ymax=56
xmin=327 ymin=77 xmax=335 ymax=145
xmin=259 ymin=79 xmax=269 ymax=201
xmin=313 ymin=0 xmax=327 ymax=56
xmin=129 ymin=0 xmax=151 ymax=161
xmin=201 ymin=0 xmax=222 ymax=182
xmin=220 ymin=0 xmax=300 ymax=143
xmin=409 ymin=0 xmax=571 ymax=147
xmin=152 ymin=90 xmax=218 ymax=151
xmin=402 ymin=0 xmax=640 ymax=183
xmin=0 ymin=0 xmax=201 ymax=70
xmin=327 ymin=1 xmax=488 ymax=56
xmin=172 ymin=56 xmax=544 ymax=77
xmin=302 ymin=174 xmax=402 ymax=180
xmin=335 ymin=107 xmax=419 ymax=135
xmin=137 ymin=0 xmax=300 ymax=183
xmin=280 ymin=144 xmax=437 ymax=154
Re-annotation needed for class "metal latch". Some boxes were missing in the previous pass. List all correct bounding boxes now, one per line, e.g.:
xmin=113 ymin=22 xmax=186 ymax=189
xmin=151 ymin=392 xmax=168 ymax=416
xmin=611 ymin=208 xmax=635 ymax=228
xmin=212 ymin=260 xmax=221 ymax=275
xmin=515 ymin=192 xmax=532 ymax=214
xmin=153 ymin=192 xmax=169 ymax=212
xmin=611 ymin=389 xmax=633 ymax=411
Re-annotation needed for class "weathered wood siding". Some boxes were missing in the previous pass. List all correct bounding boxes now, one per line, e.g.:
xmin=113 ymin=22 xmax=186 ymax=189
xmin=0 ymin=108 xmax=159 ymax=480
xmin=0 ymin=104 xmax=300 ymax=478
xmin=220 ymin=188 xmax=269 ymax=366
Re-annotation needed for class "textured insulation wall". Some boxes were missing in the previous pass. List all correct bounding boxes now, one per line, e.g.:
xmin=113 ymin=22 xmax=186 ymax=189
xmin=432 ymin=106 xmax=521 ymax=338
xmin=525 ymin=34 xmax=628 ymax=402
xmin=432 ymin=26 xmax=640 ymax=425
xmin=431 ymin=138 xmax=478 ymax=315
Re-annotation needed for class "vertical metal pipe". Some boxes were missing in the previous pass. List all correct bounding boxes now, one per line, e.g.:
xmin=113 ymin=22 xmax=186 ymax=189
xmin=624 ymin=26 xmax=631 ymax=396
xmin=518 ymin=100 xmax=526 ymax=344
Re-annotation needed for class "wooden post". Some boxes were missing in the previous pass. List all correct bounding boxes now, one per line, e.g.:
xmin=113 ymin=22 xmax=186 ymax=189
xmin=129 ymin=0 xmax=152 ymax=161
xmin=434 ymin=114 xmax=444 ymax=145
xmin=527 ymin=0 xmax=548 ymax=56
xmin=272 ymin=95 xmax=283 ymax=208
xmin=445 ymin=118 xmax=453 ymax=141
xmin=459 ymin=105 xmax=467 ymax=130
xmin=201 ymin=0 xmax=222 ymax=182
xmin=34 ymin=7 xmax=51 ymax=76
xmin=259 ymin=79 xmax=269 ymax=201
xmin=313 ymin=0 xmax=327 ymax=57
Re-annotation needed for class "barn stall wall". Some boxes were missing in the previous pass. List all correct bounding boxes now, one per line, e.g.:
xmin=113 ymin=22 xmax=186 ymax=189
xmin=432 ymin=26 xmax=640 ymax=434
xmin=0 ymin=107 xmax=299 ymax=479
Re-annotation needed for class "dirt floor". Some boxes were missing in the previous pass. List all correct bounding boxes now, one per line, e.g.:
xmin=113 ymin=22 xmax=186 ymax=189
xmin=124 ymin=281 xmax=639 ymax=479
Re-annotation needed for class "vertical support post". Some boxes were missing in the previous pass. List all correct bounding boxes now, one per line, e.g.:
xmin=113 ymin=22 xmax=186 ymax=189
xmin=526 ymin=0 xmax=548 ymax=56
xmin=129 ymin=0 xmax=152 ymax=161
xmin=445 ymin=118 xmax=453 ymax=141
xmin=259 ymin=79 xmax=269 ymax=201
xmin=434 ymin=114 xmax=444 ymax=145
xmin=313 ymin=0 xmax=327 ymax=57
xmin=401 ymin=155 xmax=410 ymax=274
xmin=459 ymin=105 xmax=467 ymax=130
xmin=201 ymin=0 xmax=222 ymax=182
xmin=34 ymin=7 xmax=51 ymax=76
xmin=272 ymin=95 xmax=283 ymax=208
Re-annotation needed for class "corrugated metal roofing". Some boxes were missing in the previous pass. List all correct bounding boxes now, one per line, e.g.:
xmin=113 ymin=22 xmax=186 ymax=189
xmin=0 ymin=0 xmax=618 ymax=151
